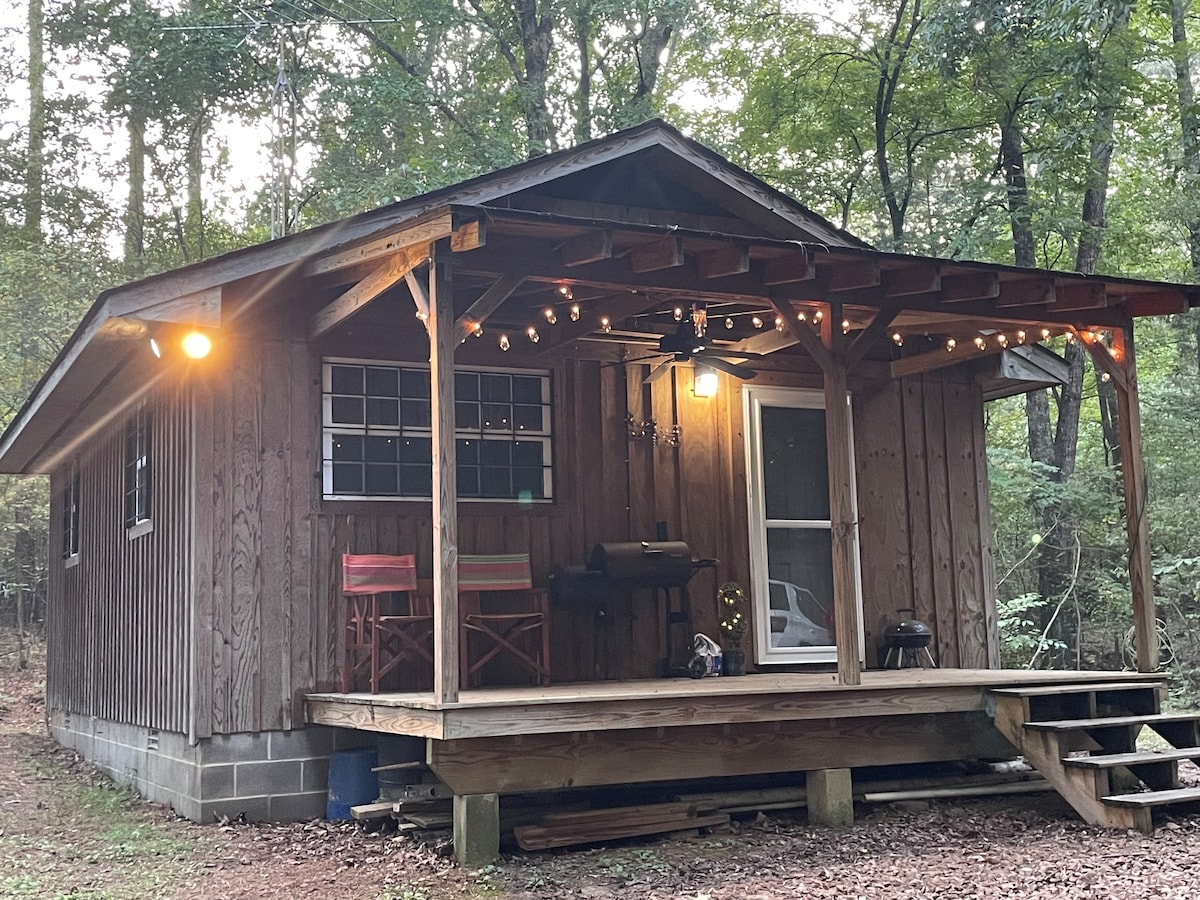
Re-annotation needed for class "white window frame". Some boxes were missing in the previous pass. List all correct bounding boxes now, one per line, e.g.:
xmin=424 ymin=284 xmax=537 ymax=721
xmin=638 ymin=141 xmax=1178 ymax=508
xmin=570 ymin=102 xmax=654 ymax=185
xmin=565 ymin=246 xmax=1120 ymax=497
xmin=321 ymin=357 xmax=554 ymax=503
xmin=743 ymin=385 xmax=864 ymax=665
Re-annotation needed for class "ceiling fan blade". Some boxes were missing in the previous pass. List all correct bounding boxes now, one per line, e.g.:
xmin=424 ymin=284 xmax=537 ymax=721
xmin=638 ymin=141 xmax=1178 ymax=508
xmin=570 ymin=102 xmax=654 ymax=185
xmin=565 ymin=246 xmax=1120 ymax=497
xmin=645 ymin=358 xmax=677 ymax=383
xmin=601 ymin=353 xmax=668 ymax=368
xmin=702 ymin=356 xmax=757 ymax=380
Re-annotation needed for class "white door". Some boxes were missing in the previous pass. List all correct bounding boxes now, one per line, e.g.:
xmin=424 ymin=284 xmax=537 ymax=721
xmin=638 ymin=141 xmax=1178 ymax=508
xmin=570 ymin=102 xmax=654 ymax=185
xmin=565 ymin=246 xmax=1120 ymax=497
xmin=743 ymin=385 xmax=863 ymax=665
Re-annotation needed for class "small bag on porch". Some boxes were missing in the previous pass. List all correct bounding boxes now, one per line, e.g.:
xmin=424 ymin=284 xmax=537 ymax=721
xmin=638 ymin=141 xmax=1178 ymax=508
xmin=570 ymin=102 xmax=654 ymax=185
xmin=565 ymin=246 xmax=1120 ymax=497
xmin=689 ymin=633 xmax=723 ymax=678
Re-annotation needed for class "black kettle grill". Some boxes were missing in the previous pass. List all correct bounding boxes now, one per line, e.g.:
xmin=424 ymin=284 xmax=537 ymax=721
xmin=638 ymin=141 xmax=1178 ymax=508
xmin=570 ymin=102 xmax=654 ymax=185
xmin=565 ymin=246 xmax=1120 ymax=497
xmin=882 ymin=608 xmax=937 ymax=669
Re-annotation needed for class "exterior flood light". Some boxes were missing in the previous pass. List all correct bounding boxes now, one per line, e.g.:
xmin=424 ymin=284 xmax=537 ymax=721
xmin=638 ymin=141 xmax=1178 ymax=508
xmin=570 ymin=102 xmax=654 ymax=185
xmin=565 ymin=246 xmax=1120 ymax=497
xmin=181 ymin=331 xmax=213 ymax=359
xmin=694 ymin=366 xmax=719 ymax=398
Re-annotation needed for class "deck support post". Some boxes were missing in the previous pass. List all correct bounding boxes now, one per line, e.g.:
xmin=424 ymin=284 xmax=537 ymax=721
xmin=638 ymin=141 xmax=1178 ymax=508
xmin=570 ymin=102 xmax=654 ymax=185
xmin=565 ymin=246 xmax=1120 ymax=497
xmin=430 ymin=241 xmax=461 ymax=704
xmin=807 ymin=767 xmax=854 ymax=826
xmin=823 ymin=300 xmax=862 ymax=686
xmin=453 ymin=792 xmax=500 ymax=868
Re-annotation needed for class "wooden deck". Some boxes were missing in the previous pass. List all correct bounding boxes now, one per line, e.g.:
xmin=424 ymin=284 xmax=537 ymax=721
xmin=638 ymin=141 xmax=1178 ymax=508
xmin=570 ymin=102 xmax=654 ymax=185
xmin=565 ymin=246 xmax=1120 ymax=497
xmin=305 ymin=668 xmax=1164 ymax=741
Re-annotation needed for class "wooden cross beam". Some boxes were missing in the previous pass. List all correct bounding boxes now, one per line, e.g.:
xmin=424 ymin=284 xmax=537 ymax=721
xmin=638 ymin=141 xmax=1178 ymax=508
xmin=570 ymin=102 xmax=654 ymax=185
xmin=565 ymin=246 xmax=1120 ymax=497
xmin=308 ymin=246 xmax=426 ymax=340
xmin=454 ymin=274 xmax=525 ymax=343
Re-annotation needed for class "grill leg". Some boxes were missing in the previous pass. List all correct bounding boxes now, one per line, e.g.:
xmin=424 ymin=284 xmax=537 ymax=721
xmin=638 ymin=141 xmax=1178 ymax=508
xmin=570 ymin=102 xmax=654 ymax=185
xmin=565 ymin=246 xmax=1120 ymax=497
xmin=662 ymin=586 xmax=694 ymax=677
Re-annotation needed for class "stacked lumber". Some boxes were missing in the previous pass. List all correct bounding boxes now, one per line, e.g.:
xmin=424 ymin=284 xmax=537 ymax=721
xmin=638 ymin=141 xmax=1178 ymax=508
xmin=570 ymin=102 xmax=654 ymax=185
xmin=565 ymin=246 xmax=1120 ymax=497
xmin=514 ymin=801 xmax=730 ymax=851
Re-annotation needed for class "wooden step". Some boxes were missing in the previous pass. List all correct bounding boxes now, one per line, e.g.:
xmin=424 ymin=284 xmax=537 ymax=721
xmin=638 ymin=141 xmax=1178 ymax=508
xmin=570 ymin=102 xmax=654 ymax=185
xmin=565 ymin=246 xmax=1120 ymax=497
xmin=1024 ymin=713 xmax=1200 ymax=733
xmin=990 ymin=681 xmax=1163 ymax=698
xmin=1102 ymin=786 xmax=1200 ymax=808
xmin=1063 ymin=747 xmax=1200 ymax=769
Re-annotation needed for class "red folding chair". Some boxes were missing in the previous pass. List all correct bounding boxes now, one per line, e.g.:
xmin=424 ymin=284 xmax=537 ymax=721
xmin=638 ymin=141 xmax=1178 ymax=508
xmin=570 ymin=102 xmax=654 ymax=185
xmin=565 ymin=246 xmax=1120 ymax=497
xmin=458 ymin=553 xmax=551 ymax=688
xmin=342 ymin=553 xmax=433 ymax=693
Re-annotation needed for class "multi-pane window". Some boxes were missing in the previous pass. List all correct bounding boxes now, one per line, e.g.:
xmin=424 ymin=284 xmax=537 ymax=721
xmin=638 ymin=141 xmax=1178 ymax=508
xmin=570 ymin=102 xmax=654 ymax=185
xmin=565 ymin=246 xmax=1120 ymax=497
xmin=124 ymin=405 xmax=152 ymax=527
xmin=62 ymin=463 xmax=80 ymax=559
xmin=322 ymin=360 xmax=553 ymax=501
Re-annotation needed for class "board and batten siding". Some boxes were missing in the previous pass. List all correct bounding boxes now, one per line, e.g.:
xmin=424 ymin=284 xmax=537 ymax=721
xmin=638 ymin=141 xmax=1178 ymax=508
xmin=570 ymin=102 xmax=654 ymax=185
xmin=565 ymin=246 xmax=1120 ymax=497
xmin=47 ymin=381 xmax=192 ymax=735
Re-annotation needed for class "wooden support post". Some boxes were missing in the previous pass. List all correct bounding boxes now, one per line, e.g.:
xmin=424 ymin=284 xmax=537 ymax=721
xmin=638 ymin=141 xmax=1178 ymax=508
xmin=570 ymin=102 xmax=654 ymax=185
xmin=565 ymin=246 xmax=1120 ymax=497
xmin=807 ymin=768 xmax=854 ymax=826
xmin=1112 ymin=326 xmax=1157 ymax=672
xmin=824 ymin=301 xmax=862 ymax=686
xmin=430 ymin=241 xmax=460 ymax=705
xmin=453 ymin=793 xmax=500 ymax=868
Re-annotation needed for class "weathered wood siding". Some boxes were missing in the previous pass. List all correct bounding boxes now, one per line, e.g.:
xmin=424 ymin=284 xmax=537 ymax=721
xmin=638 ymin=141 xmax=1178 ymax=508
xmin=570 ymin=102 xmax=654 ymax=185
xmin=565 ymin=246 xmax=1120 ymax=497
xmin=47 ymin=382 xmax=192 ymax=733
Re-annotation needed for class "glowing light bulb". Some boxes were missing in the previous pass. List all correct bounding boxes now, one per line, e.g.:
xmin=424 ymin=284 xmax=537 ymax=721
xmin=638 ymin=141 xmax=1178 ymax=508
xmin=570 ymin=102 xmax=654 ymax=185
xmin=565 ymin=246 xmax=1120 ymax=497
xmin=946 ymin=338 xmax=956 ymax=352
xmin=600 ymin=316 xmax=612 ymax=334
xmin=752 ymin=316 xmax=764 ymax=329
xmin=841 ymin=319 xmax=850 ymax=334
xmin=181 ymin=331 xmax=212 ymax=359
xmin=570 ymin=303 xmax=581 ymax=322
xmin=1101 ymin=371 xmax=1112 ymax=383
xmin=1017 ymin=330 xmax=1027 ymax=344
xmin=499 ymin=334 xmax=510 ymax=351
xmin=527 ymin=326 xmax=540 ymax=343
xmin=1041 ymin=328 xmax=1052 ymax=340
xmin=725 ymin=317 xmax=734 ymax=329
xmin=775 ymin=316 xmax=785 ymax=332
xmin=544 ymin=308 xmax=557 ymax=325
xmin=892 ymin=332 xmax=903 ymax=346
xmin=673 ymin=306 xmax=684 ymax=322
xmin=813 ymin=310 xmax=824 ymax=323
xmin=974 ymin=336 xmax=986 ymax=350
xmin=997 ymin=334 xmax=1008 ymax=347
xmin=471 ymin=322 xmax=483 ymax=338
xmin=798 ymin=311 xmax=807 ymax=322
xmin=558 ymin=284 xmax=573 ymax=300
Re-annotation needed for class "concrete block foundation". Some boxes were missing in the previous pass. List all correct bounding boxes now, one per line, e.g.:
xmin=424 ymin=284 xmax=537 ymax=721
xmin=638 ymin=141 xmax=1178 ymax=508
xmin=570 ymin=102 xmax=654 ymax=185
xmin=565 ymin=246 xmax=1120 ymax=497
xmin=50 ymin=708 xmax=373 ymax=823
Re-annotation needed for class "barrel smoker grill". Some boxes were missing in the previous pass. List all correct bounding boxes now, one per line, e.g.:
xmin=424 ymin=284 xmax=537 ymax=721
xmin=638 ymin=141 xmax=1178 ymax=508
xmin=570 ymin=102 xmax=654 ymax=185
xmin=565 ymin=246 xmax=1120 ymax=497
xmin=549 ymin=541 xmax=717 ymax=677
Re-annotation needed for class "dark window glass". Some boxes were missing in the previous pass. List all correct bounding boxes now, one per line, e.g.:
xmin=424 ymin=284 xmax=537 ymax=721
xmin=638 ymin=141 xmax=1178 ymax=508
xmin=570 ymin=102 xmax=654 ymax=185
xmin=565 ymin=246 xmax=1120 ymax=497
xmin=365 ymin=397 xmax=399 ymax=427
xmin=512 ymin=375 xmax=542 ymax=404
xmin=481 ymin=403 xmax=511 ymax=431
xmin=481 ymin=374 xmax=511 ymax=402
xmin=365 ymin=367 xmax=398 ymax=397
xmin=124 ymin=406 xmax=152 ymax=527
xmin=457 ymin=465 xmax=480 ymax=497
xmin=330 ymin=365 xmax=363 ymax=394
xmin=331 ymin=434 xmax=362 ymax=461
xmin=331 ymin=396 xmax=364 ymax=424
xmin=480 ymin=467 xmax=510 ymax=497
xmin=455 ymin=372 xmax=480 ymax=400
xmin=365 ymin=464 xmax=399 ymax=495
xmin=364 ymin=435 xmax=398 ymax=462
xmin=401 ymin=369 xmax=430 ymax=399
xmin=401 ymin=398 xmax=431 ymax=428
xmin=455 ymin=401 xmax=480 ymax=430
xmin=402 ymin=464 xmax=432 ymax=496
xmin=513 ymin=468 xmax=544 ymax=500
xmin=513 ymin=441 xmax=544 ymax=467
xmin=513 ymin=405 xmax=543 ymax=432
xmin=480 ymin=441 xmax=512 ymax=466
xmin=400 ymin=437 xmax=430 ymax=463
xmin=62 ymin=466 xmax=80 ymax=558
xmin=333 ymin=463 xmax=363 ymax=493
xmin=456 ymin=439 xmax=479 ymax=464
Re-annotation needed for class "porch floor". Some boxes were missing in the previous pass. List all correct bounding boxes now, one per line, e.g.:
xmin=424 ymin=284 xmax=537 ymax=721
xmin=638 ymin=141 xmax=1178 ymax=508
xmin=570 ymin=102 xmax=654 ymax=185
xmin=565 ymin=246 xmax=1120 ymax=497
xmin=305 ymin=668 xmax=1165 ymax=741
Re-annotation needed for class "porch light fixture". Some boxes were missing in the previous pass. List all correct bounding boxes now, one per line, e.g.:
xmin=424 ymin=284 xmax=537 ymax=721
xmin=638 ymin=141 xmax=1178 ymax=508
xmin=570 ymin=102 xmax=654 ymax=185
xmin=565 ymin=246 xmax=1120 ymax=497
xmin=181 ymin=331 xmax=213 ymax=359
xmin=694 ymin=366 xmax=719 ymax=398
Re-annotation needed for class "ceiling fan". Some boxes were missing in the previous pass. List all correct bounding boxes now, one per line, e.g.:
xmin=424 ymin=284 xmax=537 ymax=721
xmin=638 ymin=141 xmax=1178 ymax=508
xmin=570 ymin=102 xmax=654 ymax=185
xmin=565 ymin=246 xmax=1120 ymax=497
xmin=637 ymin=322 xmax=763 ymax=384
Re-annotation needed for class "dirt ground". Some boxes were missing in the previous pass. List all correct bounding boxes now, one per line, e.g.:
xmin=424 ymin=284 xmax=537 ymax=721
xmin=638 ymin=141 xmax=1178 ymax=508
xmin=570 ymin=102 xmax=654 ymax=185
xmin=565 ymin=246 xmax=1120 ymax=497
xmin=2 ymin=657 xmax=1200 ymax=899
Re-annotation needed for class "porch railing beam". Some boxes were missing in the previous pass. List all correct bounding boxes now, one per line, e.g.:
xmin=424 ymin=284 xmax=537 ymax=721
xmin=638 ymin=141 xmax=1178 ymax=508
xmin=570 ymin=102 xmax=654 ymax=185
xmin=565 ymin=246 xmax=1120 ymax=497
xmin=429 ymin=240 xmax=460 ymax=704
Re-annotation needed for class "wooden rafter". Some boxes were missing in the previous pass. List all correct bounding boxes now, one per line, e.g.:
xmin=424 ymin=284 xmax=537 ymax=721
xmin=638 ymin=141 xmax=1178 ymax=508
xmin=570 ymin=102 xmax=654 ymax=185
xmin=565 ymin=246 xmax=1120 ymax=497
xmin=308 ymin=246 xmax=425 ymax=340
xmin=846 ymin=309 xmax=898 ymax=371
xmin=303 ymin=209 xmax=481 ymax=277
xmin=454 ymin=274 xmax=525 ymax=343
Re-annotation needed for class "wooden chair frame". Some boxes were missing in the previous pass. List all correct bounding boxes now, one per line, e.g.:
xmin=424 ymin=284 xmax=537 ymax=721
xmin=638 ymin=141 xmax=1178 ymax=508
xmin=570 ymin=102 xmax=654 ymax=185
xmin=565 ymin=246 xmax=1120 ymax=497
xmin=459 ymin=554 xmax=552 ymax=688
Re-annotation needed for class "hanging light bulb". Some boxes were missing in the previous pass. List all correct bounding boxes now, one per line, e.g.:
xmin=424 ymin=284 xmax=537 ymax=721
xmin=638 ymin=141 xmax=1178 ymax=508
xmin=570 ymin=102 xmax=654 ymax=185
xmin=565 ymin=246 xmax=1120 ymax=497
xmin=841 ymin=319 xmax=850 ymax=334
xmin=527 ymin=326 xmax=540 ymax=343
xmin=570 ymin=303 xmax=581 ymax=322
xmin=725 ymin=317 xmax=734 ymax=330
xmin=673 ymin=305 xmax=684 ymax=322
xmin=415 ymin=310 xmax=429 ymax=322
xmin=892 ymin=332 xmax=904 ymax=347
xmin=1066 ymin=332 xmax=1076 ymax=344
xmin=798 ymin=311 xmax=807 ymax=322
xmin=974 ymin=336 xmax=987 ymax=350
xmin=946 ymin=338 xmax=956 ymax=352
xmin=752 ymin=315 xmax=764 ymax=329
xmin=997 ymin=333 xmax=1009 ymax=347
xmin=600 ymin=316 xmax=612 ymax=334
xmin=774 ymin=316 xmax=785 ymax=332
xmin=558 ymin=284 xmax=574 ymax=300
xmin=813 ymin=310 xmax=824 ymax=323
xmin=499 ymin=334 xmax=511 ymax=351
xmin=1040 ymin=328 xmax=1052 ymax=340
xmin=1016 ymin=330 xmax=1027 ymax=344
xmin=544 ymin=308 xmax=557 ymax=325
xmin=472 ymin=321 xmax=484 ymax=338
xmin=1101 ymin=371 xmax=1112 ymax=382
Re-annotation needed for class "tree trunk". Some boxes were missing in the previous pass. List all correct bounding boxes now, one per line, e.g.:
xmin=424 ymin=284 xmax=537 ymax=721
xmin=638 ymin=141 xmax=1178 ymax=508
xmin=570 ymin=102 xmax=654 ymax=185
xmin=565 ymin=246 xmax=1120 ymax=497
xmin=1167 ymin=0 xmax=1200 ymax=375
xmin=517 ymin=0 xmax=554 ymax=157
xmin=573 ymin=7 xmax=591 ymax=145
xmin=873 ymin=0 xmax=921 ymax=245
xmin=185 ymin=109 xmax=205 ymax=260
xmin=25 ymin=0 xmax=44 ymax=239
xmin=1000 ymin=116 xmax=1034 ymax=268
xmin=125 ymin=108 xmax=146 ymax=273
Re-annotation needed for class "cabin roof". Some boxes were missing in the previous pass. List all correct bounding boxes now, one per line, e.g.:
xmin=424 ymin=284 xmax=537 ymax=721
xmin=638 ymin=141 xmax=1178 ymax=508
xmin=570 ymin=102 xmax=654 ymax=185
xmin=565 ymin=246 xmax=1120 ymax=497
xmin=3 ymin=120 xmax=1200 ymax=474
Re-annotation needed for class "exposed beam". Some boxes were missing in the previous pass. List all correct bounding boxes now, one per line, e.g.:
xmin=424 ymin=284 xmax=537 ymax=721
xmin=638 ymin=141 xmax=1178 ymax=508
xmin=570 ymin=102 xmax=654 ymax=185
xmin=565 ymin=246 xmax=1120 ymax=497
xmin=890 ymin=341 xmax=1007 ymax=379
xmin=1080 ymin=331 xmax=1128 ymax=393
xmin=770 ymin=300 xmax=831 ymax=374
xmin=454 ymin=274 xmax=524 ymax=343
xmin=1122 ymin=291 xmax=1190 ymax=317
xmin=630 ymin=236 xmax=685 ymax=273
xmin=994 ymin=277 xmax=1055 ymax=308
xmin=760 ymin=252 xmax=813 ymax=285
xmin=450 ymin=219 xmax=487 ymax=253
xmin=532 ymin=292 xmax=661 ymax=355
xmin=559 ymin=230 xmax=613 ymax=267
xmin=698 ymin=244 xmax=750 ymax=279
xmin=941 ymin=272 xmax=1000 ymax=303
xmin=821 ymin=259 xmax=880 ymax=292
xmin=846 ymin=309 xmax=898 ymax=371
xmin=1047 ymin=282 xmax=1108 ymax=312
xmin=730 ymin=329 xmax=799 ymax=355
xmin=308 ymin=247 xmax=425 ymax=340
xmin=304 ymin=208 xmax=478 ymax=277
xmin=881 ymin=263 xmax=940 ymax=297
xmin=405 ymin=269 xmax=430 ymax=324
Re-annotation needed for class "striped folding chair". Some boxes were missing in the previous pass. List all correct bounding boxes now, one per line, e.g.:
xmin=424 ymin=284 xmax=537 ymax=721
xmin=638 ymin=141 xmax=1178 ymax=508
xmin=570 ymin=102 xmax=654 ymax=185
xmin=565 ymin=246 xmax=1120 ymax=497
xmin=342 ymin=553 xmax=433 ymax=693
xmin=458 ymin=553 xmax=551 ymax=688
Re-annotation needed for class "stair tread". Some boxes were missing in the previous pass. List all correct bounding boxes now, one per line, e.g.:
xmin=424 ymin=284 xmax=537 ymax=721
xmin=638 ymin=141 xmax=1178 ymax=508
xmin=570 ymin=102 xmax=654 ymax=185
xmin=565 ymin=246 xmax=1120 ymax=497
xmin=1102 ymin=786 xmax=1200 ymax=808
xmin=991 ymin=681 xmax=1164 ymax=698
xmin=1025 ymin=713 xmax=1200 ymax=732
xmin=1063 ymin=747 xmax=1200 ymax=769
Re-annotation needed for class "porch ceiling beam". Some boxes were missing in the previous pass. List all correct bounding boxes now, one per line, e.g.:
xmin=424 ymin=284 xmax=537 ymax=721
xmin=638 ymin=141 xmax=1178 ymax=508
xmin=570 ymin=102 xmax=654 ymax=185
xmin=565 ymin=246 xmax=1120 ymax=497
xmin=994 ymin=277 xmax=1055 ymax=308
xmin=881 ymin=263 xmax=940 ymax=297
xmin=559 ymin=230 xmax=613 ymax=267
xmin=308 ymin=246 xmax=426 ymax=340
xmin=405 ymin=269 xmax=431 ymax=326
xmin=454 ymin=273 xmax=525 ymax=343
xmin=729 ymin=328 xmax=799 ymax=355
xmin=531 ymin=291 xmax=661 ymax=355
xmin=1123 ymin=290 xmax=1190 ymax=317
xmin=1079 ymin=331 xmax=1128 ymax=394
xmin=818 ymin=259 xmax=881 ymax=293
xmin=846 ymin=308 xmax=898 ymax=371
xmin=630 ymin=236 xmax=685 ymax=273
xmin=303 ymin=208 xmax=483 ymax=277
xmin=760 ymin=251 xmax=813 ymax=285
xmin=1046 ymin=282 xmax=1109 ymax=312
xmin=890 ymin=341 xmax=1009 ymax=380
xmin=698 ymin=244 xmax=750 ymax=279
xmin=771 ymin=300 xmax=831 ymax=374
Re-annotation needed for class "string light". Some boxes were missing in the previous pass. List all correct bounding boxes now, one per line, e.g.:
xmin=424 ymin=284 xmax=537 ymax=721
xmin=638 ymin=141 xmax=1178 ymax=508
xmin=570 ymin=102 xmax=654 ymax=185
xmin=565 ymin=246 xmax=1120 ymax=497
xmin=1016 ymin=330 xmax=1027 ymax=344
xmin=558 ymin=284 xmax=573 ymax=300
xmin=544 ymin=308 xmax=557 ymax=325
xmin=752 ymin=316 xmax=764 ymax=329
xmin=775 ymin=316 xmax=785 ymax=332
xmin=499 ymin=334 xmax=510 ymax=351
xmin=946 ymin=338 xmax=956 ymax=352
xmin=798 ymin=311 xmax=807 ymax=322
xmin=725 ymin=317 xmax=734 ymax=329
xmin=813 ymin=310 xmax=824 ymax=323
xmin=471 ymin=322 xmax=483 ymax=338
xmin=600 ymin=316 xmax=612 ymax=334
xmin=527 ymin=326 xmax=540 ymax=343
xmin=570 ymin=303 xmax=581 ymax=322
xmin=974 ymin=336 xmax=987 ymax=350
xmin=1040 ymin=328 xmax=1052 ymax=340
xmin=1101 ymin=371 xmax=1112 ymax=382
xmin=1066 ymin=332 xmax=1076 ymax=344
xmin=841 ymin=319 xmax=850 ymax=334
xmin=892 ymin=332 xmax=903 ymax=347
xmin=415 ymin=310 xmax=429 ymax=322
xmin=673 ymin=306 xmax=684 ymax=321
xmin=997 ymin=333 xmax=1008 ymax=347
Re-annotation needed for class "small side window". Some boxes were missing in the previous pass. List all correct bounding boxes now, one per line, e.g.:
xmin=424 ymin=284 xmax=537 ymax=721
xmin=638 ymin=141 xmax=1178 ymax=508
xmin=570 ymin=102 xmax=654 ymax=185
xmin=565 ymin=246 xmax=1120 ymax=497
xmin=124 ymin=405 xmax=152 ymax=529
xmin=62 ymin=462 xmax=80 ymax=559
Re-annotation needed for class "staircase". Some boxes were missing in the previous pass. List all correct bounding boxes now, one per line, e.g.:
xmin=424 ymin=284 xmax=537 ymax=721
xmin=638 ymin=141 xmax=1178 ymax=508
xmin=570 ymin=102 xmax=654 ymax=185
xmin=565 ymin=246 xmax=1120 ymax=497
xmin=988 ymin=680 xmax=1200 ymax=833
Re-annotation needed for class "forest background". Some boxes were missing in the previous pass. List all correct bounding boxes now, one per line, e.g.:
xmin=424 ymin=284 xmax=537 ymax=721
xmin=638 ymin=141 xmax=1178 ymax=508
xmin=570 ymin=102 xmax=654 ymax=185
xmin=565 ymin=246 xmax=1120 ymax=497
xmin=1 ymin=0 xmax=1198 ymax=695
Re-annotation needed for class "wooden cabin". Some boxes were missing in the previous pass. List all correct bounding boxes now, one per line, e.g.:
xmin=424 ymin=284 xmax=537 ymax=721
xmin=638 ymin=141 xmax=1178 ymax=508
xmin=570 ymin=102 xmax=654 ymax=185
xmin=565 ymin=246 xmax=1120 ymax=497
xmin=3 ymin=120 xmax=1199 ymax=862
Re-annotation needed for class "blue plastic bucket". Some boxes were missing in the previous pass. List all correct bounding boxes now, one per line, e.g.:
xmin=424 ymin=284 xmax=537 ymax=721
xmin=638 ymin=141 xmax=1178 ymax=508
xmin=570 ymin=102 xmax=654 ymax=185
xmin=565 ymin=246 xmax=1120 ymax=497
xmin=326 ymin=746 xmax=379 ymax=820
